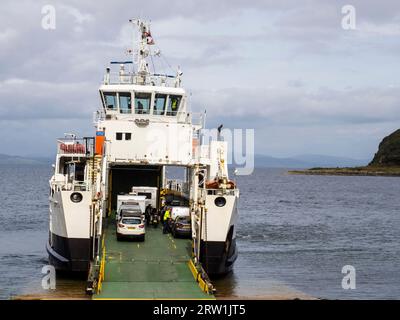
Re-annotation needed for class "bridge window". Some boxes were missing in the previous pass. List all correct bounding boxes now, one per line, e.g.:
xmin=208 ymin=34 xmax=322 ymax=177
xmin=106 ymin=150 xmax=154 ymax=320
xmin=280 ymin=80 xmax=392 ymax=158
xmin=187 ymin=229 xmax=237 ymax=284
xmin=104 ymin=92 xmax=117 ymax=111
xmin=125 ymin=133 xmax=131 ymax=140
xmin=119 ymin=93 xmax=131 ymax=114
xmin=134 ymin=93 xmax=151 ymax=114
xmin=153 ymin=94 xmax=166 ymax=115
xmin=167 ymin=95 xmax=181 ymax=116
xmin=116 ymin=132 xmax=123 ymax=140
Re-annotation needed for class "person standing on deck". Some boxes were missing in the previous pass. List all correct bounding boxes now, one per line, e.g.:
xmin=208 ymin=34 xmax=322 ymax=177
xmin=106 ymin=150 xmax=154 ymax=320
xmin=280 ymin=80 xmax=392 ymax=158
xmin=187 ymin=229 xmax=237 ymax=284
xmin=145 ymin=204 xmax=152 ymax=226
xmin=163 ymin=208 xmax=171 ymax=234
xmin=159 ymin=199 xmax=166 ymax=222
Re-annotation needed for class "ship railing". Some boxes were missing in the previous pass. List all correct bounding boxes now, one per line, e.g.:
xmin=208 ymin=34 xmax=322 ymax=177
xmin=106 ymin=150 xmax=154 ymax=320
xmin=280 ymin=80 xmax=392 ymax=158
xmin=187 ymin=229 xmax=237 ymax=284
xmin=93 ymin=109 xmax=194 ymax=125
xmin=191 ymin=112 xmax=205 ymax=128
xmin=57 ymin=138 xmax=94 ymax=156
xmin=104 ymin=72 xmax=180 ymax=88
xmin=71 ymin=181 xmax=90 ymax=191
xmin=201 ymin=188 xmax=238 ymax=197
xmin=151 ymin=111 xmax=203 ymax=125
xmin=50 ymin=180 xmax=91 ymax=192
xmin=93 ymin=110 xmax=106 ymax=123
xmin=131 ymin=109 xmax=191 ymax=123
xmin=177 ymin=111 xmax=192 ymax=124
xmin=165 ymin=179 xmax=184 ymax=192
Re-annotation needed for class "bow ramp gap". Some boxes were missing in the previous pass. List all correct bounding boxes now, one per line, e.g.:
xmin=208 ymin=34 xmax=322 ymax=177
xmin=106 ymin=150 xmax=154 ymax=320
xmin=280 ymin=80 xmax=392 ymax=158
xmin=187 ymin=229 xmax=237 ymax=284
xmin=107 ymin=165 xmax=162 ymax=213
xmin=93 ymin=212 xmax=214 ymax=299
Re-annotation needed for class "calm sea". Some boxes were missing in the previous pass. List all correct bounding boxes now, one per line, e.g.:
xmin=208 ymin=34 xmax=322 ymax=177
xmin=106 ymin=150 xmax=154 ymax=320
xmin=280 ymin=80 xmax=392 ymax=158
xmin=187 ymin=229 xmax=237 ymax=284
xmin=0 ymin=165 xmax=399 ymax=299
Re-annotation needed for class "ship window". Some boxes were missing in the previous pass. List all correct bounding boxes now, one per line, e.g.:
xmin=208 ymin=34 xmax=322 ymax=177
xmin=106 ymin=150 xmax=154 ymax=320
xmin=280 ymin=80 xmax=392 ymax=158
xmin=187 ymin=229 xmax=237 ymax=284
xmin=116 ymin=132 xmax=123 ymax=140
xmin=125 ymin=133 xmax=131 ymax=140
xmin=70 ymin=192 xmax=83 ymax=203
xmin=167 ymin=95 xmax=181 ymax=116
xmin=134 ymin=93 xmax=151 ymax=114
xmin=104 ymin=92 xmax=117 ymax=111
xmin=119 ymin=93 xmax=132 ymax=114
xmin=214 ymin=197 xmax=226 ymax=207
xmin=154 ymin=94 xmax=166 ymax=115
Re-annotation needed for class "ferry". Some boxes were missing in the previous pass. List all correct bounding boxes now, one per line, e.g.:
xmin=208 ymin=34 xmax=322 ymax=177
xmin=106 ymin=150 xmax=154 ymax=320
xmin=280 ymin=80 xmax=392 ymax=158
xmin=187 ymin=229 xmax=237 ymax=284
xmin=47 ymin=19 xmax=239 ymax=297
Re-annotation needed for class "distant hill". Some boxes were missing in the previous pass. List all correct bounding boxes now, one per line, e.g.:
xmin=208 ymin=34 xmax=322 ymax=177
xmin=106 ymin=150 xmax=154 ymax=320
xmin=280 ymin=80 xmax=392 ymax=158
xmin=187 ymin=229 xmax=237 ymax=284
xmin=369 ymin=129 xmax=400 ymax=166
xmin=0 ymin=154 xmax=51 ymax=165
xmin=289 ymin=129 xmax=400 ymax=176
xmin=254 ymin=154 xmax=368 ymax=168
xmin=293 ymin=154 xmax=368 ymax=168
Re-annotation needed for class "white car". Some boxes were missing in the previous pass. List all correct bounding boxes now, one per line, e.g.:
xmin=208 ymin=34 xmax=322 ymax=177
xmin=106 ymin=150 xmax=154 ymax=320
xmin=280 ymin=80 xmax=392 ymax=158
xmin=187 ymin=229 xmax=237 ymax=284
xmin=116 ymin=203 xmax=143 ymax=221
xmin=116 ymin=214 xmax=145 ymax=241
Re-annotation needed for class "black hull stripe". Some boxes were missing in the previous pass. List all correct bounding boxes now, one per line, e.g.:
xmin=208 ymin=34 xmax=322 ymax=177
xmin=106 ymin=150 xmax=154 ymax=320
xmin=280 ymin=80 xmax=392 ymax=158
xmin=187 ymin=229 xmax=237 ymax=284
xmin=200 ymin=239 xmax=238 ymax=275
xmin=47 ymin=232 xmax=91 ymax=272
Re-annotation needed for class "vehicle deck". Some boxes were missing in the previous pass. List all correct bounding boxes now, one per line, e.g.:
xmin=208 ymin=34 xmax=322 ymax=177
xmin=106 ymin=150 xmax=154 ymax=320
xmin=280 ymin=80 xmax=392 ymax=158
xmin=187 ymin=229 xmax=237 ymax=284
xmin=93 ymin=216 xmax=214 ymax=300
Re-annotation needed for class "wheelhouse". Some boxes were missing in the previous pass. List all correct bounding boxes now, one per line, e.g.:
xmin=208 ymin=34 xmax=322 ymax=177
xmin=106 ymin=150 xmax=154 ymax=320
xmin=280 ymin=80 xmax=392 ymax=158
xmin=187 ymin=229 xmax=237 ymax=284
xmin=99 ymin=87 xmax=185 ymax=117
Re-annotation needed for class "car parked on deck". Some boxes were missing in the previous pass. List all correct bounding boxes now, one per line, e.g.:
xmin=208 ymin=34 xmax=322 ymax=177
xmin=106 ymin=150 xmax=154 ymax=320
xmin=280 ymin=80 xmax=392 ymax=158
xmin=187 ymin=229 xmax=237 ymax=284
xmin=171 ymin=215 xmax=192 ymax=238
xmin=116 ymin=211 xmax=145 ymax=241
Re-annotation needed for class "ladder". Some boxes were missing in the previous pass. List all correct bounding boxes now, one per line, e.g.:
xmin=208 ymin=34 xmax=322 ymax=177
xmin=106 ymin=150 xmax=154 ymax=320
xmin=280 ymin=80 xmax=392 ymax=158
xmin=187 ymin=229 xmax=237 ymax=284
xmin=86 ymin=155 xmax=102 ymax=186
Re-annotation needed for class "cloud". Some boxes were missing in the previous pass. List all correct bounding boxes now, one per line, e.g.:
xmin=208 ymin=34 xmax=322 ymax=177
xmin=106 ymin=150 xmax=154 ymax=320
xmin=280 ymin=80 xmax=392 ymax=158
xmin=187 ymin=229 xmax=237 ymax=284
xmin=193 ymin=85 xmax=400 ymax=125
xmin=0 ymin=0 xmax=399 ymax=157
xmin=0 ymin=28 xmax=18 ymax=44
xmin=59 ymin=4 xmax=94 ymax=25
xmin=357 ymin=22 xmax=400 ymax=36
xmin=0 ymin=78 xmax=95 ymax=120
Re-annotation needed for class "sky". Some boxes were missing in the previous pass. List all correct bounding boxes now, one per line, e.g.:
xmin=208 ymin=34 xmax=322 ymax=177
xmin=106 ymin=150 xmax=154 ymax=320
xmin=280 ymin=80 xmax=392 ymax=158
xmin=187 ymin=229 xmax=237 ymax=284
xmin=0 ymin=0 xmax=399 ymax=159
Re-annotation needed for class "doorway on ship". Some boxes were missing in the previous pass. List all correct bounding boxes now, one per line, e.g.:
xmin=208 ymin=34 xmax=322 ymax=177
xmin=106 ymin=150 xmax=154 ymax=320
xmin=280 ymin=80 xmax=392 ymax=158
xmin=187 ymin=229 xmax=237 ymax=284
xmin=108 ymin=164 xmax=163 ymax=215
xmin=163 ymin=165 xmax=190 ymax=206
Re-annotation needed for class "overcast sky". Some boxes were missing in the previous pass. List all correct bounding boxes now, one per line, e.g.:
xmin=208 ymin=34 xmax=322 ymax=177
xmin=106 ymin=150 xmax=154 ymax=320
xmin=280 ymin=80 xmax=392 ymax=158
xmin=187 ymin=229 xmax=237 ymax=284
xmin=0 ymin=0 xmax=399 ymax=159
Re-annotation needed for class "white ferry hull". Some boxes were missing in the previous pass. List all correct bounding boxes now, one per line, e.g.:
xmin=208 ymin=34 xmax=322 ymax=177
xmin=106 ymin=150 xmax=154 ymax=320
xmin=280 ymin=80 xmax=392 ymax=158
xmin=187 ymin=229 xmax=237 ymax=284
xmin=47 ymin=189 xmax=93 ymax=272
xmin=199 ymin=192 xmax=239 ymax=275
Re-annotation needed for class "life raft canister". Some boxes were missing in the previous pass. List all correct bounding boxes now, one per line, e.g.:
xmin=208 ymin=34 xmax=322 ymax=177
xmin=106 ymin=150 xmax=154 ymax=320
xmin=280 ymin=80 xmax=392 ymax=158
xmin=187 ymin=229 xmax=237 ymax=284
xmin=60 ymin=143 xmax=85 ymax=154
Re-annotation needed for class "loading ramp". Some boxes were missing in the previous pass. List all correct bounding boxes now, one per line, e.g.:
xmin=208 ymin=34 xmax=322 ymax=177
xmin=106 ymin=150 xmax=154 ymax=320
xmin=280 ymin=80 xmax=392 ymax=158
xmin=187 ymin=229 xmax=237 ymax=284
xmin=93 ymin=216 xmax=215 ymax=300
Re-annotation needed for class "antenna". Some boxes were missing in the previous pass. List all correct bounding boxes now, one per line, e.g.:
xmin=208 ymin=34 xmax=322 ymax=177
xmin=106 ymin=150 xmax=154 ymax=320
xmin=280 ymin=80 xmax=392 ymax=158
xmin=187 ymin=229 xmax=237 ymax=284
xmin=128 ymin=19 xmax=155 ymax=80
xmin=120 ymin=19 xmax=182 ymax=86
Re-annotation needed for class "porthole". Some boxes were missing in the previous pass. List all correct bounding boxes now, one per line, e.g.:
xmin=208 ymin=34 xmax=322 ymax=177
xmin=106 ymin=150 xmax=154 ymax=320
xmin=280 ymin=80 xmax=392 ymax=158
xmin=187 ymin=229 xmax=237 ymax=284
xmin=214 ymin=197 xmax=226 ymax=207
xmin=70 ymin=192 xmax=83 ymax=203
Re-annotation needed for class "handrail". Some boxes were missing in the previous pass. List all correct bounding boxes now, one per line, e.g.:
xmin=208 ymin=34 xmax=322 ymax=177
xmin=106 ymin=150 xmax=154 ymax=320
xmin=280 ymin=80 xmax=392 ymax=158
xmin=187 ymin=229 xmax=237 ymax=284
xmin=104 ymin=72 xmax=180 ymax=87
xmin=50 ymin=180 xmax=91 ymax=192
xmin=94 ymin=109 xmax=203 ymax=127
xmin=56 ymin=137 xmax=94 ymax=156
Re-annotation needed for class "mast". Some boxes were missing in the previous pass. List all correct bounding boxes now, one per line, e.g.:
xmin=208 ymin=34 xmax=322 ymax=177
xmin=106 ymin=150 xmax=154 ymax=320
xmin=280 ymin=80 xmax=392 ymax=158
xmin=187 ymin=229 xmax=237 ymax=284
xmin=127 ymin=18 xmax=182 ymax=88
xmin=129 ymin=19 xmax=154 ymax=84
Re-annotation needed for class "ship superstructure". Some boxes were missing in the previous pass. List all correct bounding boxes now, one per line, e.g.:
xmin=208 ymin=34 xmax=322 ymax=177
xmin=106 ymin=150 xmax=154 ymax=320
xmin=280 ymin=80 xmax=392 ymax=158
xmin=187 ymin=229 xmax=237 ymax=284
xmin=47 ymin=20 xmax=239 ymax=295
